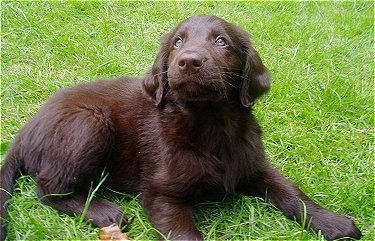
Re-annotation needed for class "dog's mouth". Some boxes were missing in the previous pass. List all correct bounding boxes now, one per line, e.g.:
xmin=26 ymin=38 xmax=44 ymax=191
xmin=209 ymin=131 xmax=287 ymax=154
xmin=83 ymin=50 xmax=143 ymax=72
xmin=168 ymin=78 xmax=226 ymax=102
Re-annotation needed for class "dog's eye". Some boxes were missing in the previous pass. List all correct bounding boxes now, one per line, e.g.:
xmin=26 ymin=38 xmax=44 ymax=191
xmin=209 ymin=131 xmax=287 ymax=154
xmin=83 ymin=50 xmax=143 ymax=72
xmin=174 ymin=37 xmax=183 ymax=48
xmin=215 ymin=37 xmax=227 ymax=46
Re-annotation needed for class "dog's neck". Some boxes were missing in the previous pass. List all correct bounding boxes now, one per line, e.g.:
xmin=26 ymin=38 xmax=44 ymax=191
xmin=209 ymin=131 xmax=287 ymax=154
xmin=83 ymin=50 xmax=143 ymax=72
xmin=182 ymin=100 xmax=252 ymax=136
xmin=185 ymin=99 xmax=250 ymax=117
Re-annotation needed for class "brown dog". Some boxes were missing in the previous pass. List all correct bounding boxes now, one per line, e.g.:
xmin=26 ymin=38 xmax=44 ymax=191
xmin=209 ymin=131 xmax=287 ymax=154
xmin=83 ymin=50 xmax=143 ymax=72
xmin=0 ymin=15 xmax=361 ymax=240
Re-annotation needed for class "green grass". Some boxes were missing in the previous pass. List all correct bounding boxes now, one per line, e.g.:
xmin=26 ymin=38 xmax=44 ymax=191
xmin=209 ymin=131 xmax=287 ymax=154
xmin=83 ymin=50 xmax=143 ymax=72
xmin=1 ymin=1 xmax=373 ymax=240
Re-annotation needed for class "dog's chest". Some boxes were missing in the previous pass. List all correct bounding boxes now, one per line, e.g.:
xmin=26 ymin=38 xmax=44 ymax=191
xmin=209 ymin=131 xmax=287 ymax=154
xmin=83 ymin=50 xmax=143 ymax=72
xmin=149 ymin=132 xmax=243 ymax=200
xmin=144 ymin=102 xmax=258 ymax=199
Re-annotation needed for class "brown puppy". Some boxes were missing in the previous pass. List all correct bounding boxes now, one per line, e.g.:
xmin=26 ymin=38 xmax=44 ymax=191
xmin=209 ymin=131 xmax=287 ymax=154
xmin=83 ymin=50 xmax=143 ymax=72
xmin=0 ymin=15 xmax=361 ymax=240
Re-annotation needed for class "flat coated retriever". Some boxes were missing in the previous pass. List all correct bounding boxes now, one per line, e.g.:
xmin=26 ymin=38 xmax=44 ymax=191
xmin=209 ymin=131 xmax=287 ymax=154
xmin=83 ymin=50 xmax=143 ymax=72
xmin=0 ymin=15 xmax=361 ymax=241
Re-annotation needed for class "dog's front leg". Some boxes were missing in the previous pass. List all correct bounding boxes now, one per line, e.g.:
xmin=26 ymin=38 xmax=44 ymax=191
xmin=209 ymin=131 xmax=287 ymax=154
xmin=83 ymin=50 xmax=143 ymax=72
xmin=142 ymin=191 xmax=203 ymax=241
xmin=239 ymin=166 xmax=362 ymax=241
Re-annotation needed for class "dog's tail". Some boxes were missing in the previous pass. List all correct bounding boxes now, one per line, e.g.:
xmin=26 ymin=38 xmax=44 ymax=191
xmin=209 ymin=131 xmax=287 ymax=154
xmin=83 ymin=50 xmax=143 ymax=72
xmin=0 ymin=139 xmax=23 ymax=241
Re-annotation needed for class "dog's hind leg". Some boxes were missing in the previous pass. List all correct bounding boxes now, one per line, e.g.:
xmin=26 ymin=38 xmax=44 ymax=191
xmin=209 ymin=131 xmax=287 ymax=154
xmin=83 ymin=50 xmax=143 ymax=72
xmin=25 ymin=103 xmax=128 ymax=228
xmin=36 ymin=186 xmax=128 ymax=228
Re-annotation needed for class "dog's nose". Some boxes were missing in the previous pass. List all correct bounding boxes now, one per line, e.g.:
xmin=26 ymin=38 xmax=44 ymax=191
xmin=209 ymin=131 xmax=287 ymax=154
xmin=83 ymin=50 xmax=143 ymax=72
xmin=178 ymin=52 xmax=204 ymax=73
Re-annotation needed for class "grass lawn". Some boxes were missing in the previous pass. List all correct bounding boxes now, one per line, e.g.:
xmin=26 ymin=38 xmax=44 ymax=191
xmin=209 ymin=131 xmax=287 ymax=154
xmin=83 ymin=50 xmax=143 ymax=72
xmin=1 ymin=1 xmax=373 ymax=240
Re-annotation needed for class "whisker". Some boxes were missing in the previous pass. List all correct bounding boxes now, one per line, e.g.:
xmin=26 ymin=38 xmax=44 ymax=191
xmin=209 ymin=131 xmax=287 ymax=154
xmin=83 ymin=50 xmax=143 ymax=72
xmin=223 ymin=76 xmax=239 ymax=89
xmin=151 ymin=71 xmax=168 ymax=77
xmin=221 ymin=71 xmax=246 ymax=79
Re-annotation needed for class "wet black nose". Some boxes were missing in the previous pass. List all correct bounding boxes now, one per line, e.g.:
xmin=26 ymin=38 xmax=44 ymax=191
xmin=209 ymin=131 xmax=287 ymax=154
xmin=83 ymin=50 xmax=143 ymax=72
xmin=178 ymin=52 xmax=204 ymax=73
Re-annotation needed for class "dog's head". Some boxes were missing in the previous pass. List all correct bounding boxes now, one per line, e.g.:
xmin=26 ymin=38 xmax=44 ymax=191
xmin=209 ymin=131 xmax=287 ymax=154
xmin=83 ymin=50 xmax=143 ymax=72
xmin=143 ymin=15 xmax=271 ymax=107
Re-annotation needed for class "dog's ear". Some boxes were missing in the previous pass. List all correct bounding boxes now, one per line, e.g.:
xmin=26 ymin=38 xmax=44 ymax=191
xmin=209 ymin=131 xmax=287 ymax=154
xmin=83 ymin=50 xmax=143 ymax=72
xmin=143 ymin=33 xmax=171 ymax=107
xmin=239 ymin=34 xmax=271 ymax=107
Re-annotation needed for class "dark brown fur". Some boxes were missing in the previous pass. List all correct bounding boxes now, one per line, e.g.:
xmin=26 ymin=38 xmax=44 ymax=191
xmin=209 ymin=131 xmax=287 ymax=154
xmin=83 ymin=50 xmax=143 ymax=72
xmin=0 ymin=15 xmax=361 ymax=240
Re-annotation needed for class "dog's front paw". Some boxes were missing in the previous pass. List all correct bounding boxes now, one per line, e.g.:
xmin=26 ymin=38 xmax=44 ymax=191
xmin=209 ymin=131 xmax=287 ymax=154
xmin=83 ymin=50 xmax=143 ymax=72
xmin=314 ymin=213 xmax=362 ymax=241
